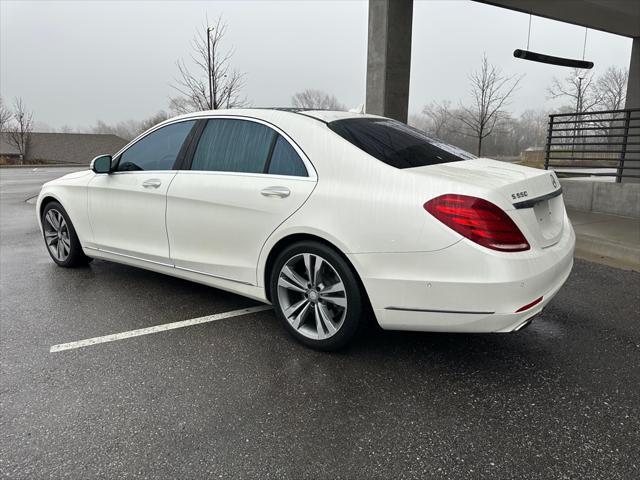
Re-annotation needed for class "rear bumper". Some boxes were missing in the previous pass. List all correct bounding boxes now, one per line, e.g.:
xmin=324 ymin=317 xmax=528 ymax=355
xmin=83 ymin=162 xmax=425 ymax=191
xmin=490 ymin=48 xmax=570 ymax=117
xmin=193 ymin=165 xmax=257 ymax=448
xmin=348 ymin=217 xmax=575 ymax=333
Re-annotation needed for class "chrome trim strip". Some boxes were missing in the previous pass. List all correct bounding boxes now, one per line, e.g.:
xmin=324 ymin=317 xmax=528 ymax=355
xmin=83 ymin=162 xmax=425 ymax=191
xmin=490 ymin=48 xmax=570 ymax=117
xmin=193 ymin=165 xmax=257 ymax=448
xmin=85 ymin=247 xmax=174 ymax=267
xmin=385 ymin=306 xmax=495 ymax=315
xmin=109 ymin=170 xmax=176 ymax=176
xmin=513 ymin=187 xmax=562 ymax=209
xmin=86 ymin=247 xmax=253 ymax=286
xmin=173 ymin=265 xmax=253 ymax=286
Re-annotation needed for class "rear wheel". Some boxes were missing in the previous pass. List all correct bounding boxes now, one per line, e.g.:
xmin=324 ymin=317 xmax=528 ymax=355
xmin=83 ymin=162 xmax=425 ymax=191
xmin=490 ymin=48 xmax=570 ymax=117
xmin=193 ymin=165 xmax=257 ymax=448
xmin=270 ymin=241 xmax=365 ymax=350
xmin=42 ymin=201 xmax=90 ymax=268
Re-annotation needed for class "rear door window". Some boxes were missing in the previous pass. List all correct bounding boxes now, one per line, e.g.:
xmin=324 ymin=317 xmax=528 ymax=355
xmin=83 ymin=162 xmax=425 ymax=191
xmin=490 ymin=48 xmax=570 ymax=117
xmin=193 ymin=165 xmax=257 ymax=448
xmin=328 ymin=117 xmax=475 ymax=169
xmin=191 ymin=119 xmax=276 ymax=173
xmin=267 ymin=135 xmax=308 ymax=177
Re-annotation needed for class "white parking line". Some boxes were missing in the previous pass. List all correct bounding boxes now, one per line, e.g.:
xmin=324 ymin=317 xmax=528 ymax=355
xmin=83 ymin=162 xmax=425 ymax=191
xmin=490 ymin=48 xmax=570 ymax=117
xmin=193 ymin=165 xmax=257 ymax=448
xmin=50 ymin=305 xmax=273 ymax=353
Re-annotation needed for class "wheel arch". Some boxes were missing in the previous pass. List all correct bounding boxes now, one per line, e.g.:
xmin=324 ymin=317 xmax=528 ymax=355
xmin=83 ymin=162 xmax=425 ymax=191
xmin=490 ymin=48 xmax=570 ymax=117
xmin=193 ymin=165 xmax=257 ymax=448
xmin=37 ymin=191 xmax=92 ymax=251
xmin=37 ymin=194 xmax=64 ymax=231
xmin=262 ymin=232 xmax=370 ymax=308
xmin=39 ymin=195 xmax=60 ymax=217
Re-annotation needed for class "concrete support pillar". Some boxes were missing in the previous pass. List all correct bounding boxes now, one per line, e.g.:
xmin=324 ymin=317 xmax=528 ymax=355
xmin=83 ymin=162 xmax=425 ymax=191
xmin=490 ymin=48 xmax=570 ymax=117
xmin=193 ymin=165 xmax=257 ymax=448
xmin=625 ymin=37 xmax=640 ymax=109
xmin=366 ymin=0 xmax=413 ymax=123
xmin=622 ymin=37 xmax=640 ymax=182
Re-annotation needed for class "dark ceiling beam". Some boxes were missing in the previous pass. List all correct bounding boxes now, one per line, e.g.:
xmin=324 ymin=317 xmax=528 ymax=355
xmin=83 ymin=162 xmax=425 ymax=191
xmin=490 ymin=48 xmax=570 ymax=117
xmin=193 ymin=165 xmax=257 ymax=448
xmin=474 ymin=0 xmax=640 ymax=38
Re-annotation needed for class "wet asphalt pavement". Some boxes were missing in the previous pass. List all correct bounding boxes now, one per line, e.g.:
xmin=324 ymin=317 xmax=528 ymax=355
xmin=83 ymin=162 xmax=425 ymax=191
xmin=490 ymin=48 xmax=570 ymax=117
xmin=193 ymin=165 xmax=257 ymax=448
xmin=1 ymin=167 xmax=639 ymax=479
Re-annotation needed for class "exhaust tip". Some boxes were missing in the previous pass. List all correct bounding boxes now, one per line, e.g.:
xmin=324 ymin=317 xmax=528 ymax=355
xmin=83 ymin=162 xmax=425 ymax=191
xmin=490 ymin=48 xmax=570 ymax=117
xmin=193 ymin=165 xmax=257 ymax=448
xmin=513 ymin=319 xmax=533 ymax=332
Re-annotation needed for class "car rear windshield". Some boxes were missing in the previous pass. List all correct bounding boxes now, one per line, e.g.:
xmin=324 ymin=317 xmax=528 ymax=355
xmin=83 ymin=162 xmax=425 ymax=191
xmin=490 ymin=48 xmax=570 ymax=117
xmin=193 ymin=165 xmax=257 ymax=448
xmin=327 ymin=117 xmax=475 ymax=169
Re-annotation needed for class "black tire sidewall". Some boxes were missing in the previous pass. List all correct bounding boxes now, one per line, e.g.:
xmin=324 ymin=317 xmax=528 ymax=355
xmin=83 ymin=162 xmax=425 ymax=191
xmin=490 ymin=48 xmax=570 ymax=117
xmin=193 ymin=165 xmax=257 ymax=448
xmin=270 ymin=241 xmax=364 ymax=351
xmin=42 ymin=201 xmax=87 ymax=268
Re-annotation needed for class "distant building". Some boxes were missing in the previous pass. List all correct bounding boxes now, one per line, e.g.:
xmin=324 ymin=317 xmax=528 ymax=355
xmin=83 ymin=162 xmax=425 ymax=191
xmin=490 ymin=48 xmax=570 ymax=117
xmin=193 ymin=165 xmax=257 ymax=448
xmin=0 ymin=132 xmax=128 ymax=165
xmin=0 ymin=134 xmax=21 ymax=162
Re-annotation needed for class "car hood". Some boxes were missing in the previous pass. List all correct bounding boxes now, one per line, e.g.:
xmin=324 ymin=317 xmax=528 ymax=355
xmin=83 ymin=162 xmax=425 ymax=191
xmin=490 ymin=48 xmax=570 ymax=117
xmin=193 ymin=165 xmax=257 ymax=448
xmin=42 ymin=169 xmax=92 ymax=187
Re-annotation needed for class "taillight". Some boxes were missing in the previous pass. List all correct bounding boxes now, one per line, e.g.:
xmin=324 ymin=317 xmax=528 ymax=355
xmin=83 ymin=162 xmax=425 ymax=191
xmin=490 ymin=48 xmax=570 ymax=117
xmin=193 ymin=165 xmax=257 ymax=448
xmin=424 ymin=194 xmax=530 ymax=252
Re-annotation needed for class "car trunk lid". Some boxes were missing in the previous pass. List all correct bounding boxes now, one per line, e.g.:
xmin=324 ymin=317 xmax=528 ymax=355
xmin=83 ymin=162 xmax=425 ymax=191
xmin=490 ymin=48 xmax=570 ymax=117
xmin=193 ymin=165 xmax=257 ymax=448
xmin=412 ymin=158 xmax=565 ymax=249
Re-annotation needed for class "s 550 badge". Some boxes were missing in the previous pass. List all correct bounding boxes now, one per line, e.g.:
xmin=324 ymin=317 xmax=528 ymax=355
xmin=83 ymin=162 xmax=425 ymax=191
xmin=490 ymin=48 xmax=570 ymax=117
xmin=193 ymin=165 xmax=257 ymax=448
xmin=511 ymin=191 xmax=529 ymax=200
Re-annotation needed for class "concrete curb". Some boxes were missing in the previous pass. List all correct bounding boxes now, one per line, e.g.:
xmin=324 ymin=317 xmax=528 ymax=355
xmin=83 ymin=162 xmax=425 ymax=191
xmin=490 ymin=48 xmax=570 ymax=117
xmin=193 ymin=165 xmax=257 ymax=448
xmin=575 ymin=233 xmax=640 ymax=272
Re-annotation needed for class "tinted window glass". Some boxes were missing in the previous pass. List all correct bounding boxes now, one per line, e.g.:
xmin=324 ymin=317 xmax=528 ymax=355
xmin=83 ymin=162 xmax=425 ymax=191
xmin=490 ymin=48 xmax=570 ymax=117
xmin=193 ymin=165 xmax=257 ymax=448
xmin=117 ymin=120 xmax=196 ymax=171
xmin=267 ymin=135 xmax=307 ymax=177
xmin=192 ymin=119 xmax=276 ymax=173
xmin=328 ymin=118 xmax=475 ymax=169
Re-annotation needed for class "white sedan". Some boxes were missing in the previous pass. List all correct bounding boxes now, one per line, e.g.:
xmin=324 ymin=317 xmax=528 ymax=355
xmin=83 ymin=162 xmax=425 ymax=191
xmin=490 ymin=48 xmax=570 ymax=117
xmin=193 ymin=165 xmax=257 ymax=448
xmin=37 ymin=109 xmax=575 ymax=350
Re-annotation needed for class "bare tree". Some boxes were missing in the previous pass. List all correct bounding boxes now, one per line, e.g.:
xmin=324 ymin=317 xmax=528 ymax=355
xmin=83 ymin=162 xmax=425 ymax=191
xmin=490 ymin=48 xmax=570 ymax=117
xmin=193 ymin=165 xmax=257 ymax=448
xmin=170 ymin=16 xmax=246 ymax=113
xmin=137 ymin=111 xmax=170 ymax=136
xmin=457 ymin=54 xmax=522 ymax=156
xmin=595 ymin=66 xmax=628 ymax=111
xmin=407 ymin=113 xmax=430 ymax=132
xmin=291 ymin=89 xmax=345 ymax=110
xmin=592 ymin=66 xmax=629 ymax=144
xmin=8 ymin=98 xmax=33 ymax=160
xmin=414 ymin=100 xmax=555 ymax=159
xmin=547 ymin=68 xmax=600 ymax=113
xmin=89 ymin=119 xmax=136 ymax=141
xmin=89 ymin=111 xmax=169 ymax=141
xmin=422 ymin=100 xmax=452 ymax=138
xmin=517 ymin=109 xmax=549 ymax=149
xmin=0 ymin=96 xmax=12 ymax=132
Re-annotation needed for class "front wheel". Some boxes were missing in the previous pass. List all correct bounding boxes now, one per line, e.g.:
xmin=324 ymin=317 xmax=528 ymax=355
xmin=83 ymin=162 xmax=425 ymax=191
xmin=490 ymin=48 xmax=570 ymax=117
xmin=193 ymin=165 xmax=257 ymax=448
xmin=270 ymin=241 xmax=365 ymax=350
xmin=41 ymin=201 xmax=90 ymax=268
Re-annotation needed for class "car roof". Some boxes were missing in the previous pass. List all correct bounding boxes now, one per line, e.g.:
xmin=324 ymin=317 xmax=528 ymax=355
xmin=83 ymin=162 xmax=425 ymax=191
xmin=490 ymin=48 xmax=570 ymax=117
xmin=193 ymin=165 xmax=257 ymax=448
xmin=168 ymin=108 xmax=380 ymax=125
xmin=280 ymin=109 xmax=379 ymax=123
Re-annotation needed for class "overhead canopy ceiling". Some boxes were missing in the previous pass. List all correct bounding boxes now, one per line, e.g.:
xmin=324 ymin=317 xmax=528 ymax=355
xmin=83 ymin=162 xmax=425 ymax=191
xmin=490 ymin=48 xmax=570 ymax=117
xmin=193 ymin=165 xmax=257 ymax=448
xmin=474 ymin=0 xmax=640 ymax=38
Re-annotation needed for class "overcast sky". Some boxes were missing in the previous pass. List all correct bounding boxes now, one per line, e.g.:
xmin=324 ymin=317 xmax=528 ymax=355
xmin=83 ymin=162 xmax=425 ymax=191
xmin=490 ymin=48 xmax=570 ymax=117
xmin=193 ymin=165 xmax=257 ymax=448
xmin=0 ymin=0 xmax=633 ymax=130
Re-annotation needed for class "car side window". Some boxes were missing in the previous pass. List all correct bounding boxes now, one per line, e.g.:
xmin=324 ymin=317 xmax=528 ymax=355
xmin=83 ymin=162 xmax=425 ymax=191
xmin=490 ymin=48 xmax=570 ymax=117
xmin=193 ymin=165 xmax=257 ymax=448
xmin=267 ymin=135 xmax=307 ymax=177
xmin=116 ymin=120 xmax=196 ymax=172
xmin=191 ymin=119 xmax=276 ymax=173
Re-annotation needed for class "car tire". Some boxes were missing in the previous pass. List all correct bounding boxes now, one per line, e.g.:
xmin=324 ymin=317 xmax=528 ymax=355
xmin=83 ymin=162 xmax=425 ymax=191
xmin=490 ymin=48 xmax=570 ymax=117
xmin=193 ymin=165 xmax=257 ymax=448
xmin=41 ymin=201 xmax=90 ymax=268
xmin=270 ymin=241 xmax=365 ymax=351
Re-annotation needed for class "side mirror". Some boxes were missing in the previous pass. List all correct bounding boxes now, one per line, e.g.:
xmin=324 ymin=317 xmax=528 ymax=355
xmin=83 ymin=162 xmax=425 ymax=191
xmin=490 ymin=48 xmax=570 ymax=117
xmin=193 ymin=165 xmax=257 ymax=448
xmin=91 ymin=155 xmax=112 ymax=174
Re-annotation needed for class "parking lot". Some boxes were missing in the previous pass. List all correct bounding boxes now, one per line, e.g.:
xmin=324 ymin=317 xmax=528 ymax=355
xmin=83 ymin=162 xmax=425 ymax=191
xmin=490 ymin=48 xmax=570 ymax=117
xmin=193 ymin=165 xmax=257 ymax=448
xmin=1 ymin=167 xmax=639 ymax=479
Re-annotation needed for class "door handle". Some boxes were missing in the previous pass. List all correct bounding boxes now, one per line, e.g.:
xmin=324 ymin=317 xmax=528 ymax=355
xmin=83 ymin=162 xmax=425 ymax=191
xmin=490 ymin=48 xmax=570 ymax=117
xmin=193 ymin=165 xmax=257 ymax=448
xmin=261 ymin=186 xmax=290 ymax=198
xmin=142 ymin=179 xmax=162 ymax=189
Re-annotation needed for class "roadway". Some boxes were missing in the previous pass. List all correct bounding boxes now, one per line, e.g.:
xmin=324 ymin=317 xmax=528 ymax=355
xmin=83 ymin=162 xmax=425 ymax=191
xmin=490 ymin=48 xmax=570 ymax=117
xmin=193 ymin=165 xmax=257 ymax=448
xmin=1 ymin=167 xmax=638 ymax=479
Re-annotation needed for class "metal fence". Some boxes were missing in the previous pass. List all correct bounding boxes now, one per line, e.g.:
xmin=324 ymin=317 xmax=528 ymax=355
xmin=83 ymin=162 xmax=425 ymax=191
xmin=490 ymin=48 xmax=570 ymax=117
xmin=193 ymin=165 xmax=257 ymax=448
xmin=544 ymin=108 xmax=640 ymax=182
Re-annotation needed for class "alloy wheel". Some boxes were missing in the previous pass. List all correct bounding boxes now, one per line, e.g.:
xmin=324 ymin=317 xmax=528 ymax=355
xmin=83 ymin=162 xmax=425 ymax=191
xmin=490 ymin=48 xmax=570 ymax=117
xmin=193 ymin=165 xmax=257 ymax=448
xmin=43 ymin=209 xmax=71 ymax=262
xmin=277 ymin=253 xmax=347 ymax=340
